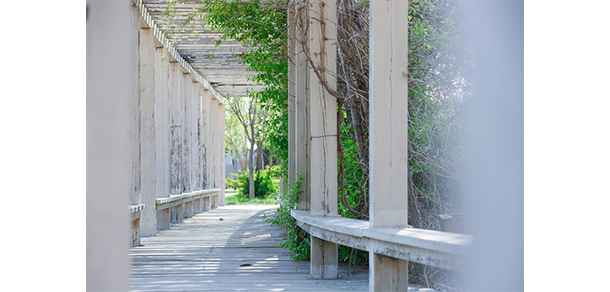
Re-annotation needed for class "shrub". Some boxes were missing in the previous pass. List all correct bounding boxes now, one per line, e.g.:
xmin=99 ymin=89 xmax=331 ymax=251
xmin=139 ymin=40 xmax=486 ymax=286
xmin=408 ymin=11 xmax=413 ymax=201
xmin=236 ymin=166 xmax=277 ymax=198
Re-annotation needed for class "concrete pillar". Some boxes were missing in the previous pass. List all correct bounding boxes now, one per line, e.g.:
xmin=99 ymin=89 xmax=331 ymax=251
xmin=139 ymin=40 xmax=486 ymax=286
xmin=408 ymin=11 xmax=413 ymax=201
xmin=129 ymin=5 xmax=142 ymax=249
xmin=308 ymin=0 xmax=338 ymax=279
xmin=169 ymin=61 xmax=182 ymax=195
xmin=182 ymin=72 xmax=192 ymax=195
xmin=154 ymin=45 xmax=171 ymax=230
xmin=86 ymin=0 xmax=133 ymax=289
xmin=130 ymin=6 xmax=141 ymax=209
xmin=218 ymin=103 xmax=226 ymax=206
xmin=139 ymin=26 xmax=157 ymax=237
xmin=202 ymin=89 xmax=211 ymax=189
xmin=287 ymin=1 xmax=297 ymax=190
xmin=193 ymin=82 xmax=203 ymax=192
xmin=368 ymin=0 xmax=409 ymax=290
xmin=295 ymin=0 xmax=310 ymax=210
xmin=169 ymin=61 xmax=183 ymax=223
xmin=210 ymin=97 xmax=218 ymax=189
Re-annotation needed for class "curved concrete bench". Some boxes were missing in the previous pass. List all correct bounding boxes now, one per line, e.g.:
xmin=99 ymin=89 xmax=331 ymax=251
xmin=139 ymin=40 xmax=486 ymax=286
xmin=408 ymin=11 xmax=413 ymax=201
xmin=291 ymin=209 xmax=472 ymax=272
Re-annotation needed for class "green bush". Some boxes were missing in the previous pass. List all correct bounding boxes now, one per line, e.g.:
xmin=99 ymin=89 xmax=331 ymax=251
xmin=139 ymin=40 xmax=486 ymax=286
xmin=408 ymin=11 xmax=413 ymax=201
xmin=226 ymin=177 xmax=239 ymax=191
xmin=264 ymin=174 xmax=311 ymax=261
xmin=236 ymin=166 xmax=277 ymax=198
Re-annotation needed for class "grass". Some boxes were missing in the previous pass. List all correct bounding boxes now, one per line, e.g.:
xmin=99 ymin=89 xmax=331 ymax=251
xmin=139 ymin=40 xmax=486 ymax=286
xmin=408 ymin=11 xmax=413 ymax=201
xmin=225 ymin=192 xmax=279 ymax=205
xmin=224 ymin=176 xmax=281 ymax=205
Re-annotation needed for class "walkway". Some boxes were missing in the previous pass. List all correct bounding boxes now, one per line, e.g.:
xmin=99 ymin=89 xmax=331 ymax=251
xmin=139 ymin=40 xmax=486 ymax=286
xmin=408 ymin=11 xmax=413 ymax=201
xmin=130 ymin=205 xmax=370 ymax=291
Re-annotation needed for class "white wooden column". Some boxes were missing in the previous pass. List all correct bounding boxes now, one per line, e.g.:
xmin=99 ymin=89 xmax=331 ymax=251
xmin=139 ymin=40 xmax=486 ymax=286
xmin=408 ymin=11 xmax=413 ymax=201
xmin=308 ymin=0 xmax=338 ymax=279
xmin=130 ymin=5 xmax=141 ymax=213
xmin=210 ymin=97 xmax=219 ymax=208
xmin=182 ymin=72 xmax=192 ymax=195
xmin=295 ymin=0 xmax=311 ymax=210
xmin=86 ymin=0 xmax=132 ymax=289
xmin=287 ymin=1 xmax=297 ymax=190
xmin=210 ymin=96 xmax=219 ymax=192
xmin=202 ymin=89 xmax=211 ymax=189
xmin=139 ymin=25 xmax=157 ymax=237
xmin=182 ymin=73 xmax=194 ymax=218
xmin=295 ymin=0 xmax=310 ymax=210
xmin=169 ymin=61 xmax=182 ymax=196
xmin=154 ymin=45 xmax=171 ymax=231
xmin=368 ymin=0 xmax=409 ymax=290
xmin=129 ymin=6 xmax=143 ymax=248
xmin=169 ymin=61 xmax=183 ymax=223
xmin=192 ymin=81 xmax=203 ymax=192
xmin=218 ymin=103 xmax=226 ymax=206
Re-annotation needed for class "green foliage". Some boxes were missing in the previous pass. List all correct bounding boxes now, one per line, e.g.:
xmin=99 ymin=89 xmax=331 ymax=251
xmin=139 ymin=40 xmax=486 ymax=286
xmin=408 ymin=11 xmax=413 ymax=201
xmin=264 ymin=174 xmax=311 ymax=261
xmin=226 ymin=177 xmax=239 ymax=191
xmin=236 ymin=166 xmax=278 ymax=198
xmin=225 ymin=192 xmax=278 ymax=205
xmin=201 ymin=0 xmax=289 ymax=168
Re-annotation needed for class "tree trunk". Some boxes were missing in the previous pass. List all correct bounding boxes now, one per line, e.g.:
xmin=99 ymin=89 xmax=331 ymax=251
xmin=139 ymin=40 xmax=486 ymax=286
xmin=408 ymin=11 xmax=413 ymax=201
xmin=256 ymin=140 xmax=264 ymax=170
xmin=248 ymin=136 xmax=255 ymax=200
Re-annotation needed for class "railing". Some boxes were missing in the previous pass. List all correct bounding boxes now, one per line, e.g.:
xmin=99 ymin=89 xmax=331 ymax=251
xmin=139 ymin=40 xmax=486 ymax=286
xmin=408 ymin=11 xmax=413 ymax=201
xmin=156 ymin=188 xmax=221 ymax=231
xmin=291 ymin=210 xmax=472 ymax=272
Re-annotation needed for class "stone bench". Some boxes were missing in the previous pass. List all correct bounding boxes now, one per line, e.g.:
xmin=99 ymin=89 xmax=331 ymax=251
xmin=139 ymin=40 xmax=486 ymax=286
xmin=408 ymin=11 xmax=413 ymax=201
xmin=291 ymin=209 xmax=472 ymax=272
xmin=130 ymin=204 xmax=145 ymax=247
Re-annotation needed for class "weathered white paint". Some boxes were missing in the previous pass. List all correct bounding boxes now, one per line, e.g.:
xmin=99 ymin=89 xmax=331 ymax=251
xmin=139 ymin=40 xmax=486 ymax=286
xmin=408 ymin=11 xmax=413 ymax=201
xmin=218 ymin=103 xmax=226 ymax=206
xmin=292 ymin=210 xmax=471 ymax=271
xmin=368 ymin=0 xmax=410 ymax=290
xmin=182 ymin=72 xmax=192 ymax=195
xmin=308 ymin=0 xmax=338 ymax=279
xmin=287 ymin=2 xmax=296 ymax=191
xmin=169 ymin=61 xmax=182 ymax=195
xmin=131 ymin=5 xmax=141 ymax=207
xmin=139 ymin=26 xmax=157 ymax=237
xmin=86 ymin=0 xmax=133 ymax=289
xmin=210 ymin=97 xmax=218 ymax=190
xmin=295 ymin=0 xmax=310 ymax=211
xmin=192 ymin=81 xmax=203 ymax=191
xmin=154 ymin=46 xmax=170 ymax=200
xmin=202 ymin=88 xmax=211 ymax=189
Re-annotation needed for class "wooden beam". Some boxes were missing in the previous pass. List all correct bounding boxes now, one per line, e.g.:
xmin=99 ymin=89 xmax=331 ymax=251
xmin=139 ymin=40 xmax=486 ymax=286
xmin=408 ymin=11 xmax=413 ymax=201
xmin=295 ymin=0 xmax=310 ymax=211
xmin=140 ymin=26 xmax=157 ymax=237
xmin=169 ymin=61 xmax=183 ymax=195
xmin=308 ymin=0 xmax=338 ymax=280
xmin=202 ymin=89 xmax=211 ymax=189
xmin=132 ymin=0 xmax=225 ymax=104
xmin=181 ymin=72 xmax=192 ymax=195
xmin=154 ymin=46 xmax=170 ymax=200
xmin=368 ymin=0 xmax=409 ymax=290
xmin=287 ymin=1 xmax=296 ymax=191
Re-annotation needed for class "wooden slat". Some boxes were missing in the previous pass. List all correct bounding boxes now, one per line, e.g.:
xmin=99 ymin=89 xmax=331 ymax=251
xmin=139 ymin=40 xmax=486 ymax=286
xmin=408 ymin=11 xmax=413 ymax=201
xmin=130 ymin=205 xmax=370 ymax=291
xmin=135 ymin=0 xmax=266 ymax=98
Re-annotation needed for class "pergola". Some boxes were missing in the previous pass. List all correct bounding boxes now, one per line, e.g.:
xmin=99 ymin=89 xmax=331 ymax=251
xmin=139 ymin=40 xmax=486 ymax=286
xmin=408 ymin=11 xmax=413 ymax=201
xmin=87 ymin=0 xmax=524 ymax=291
xmin=138 ymin=0 xmax=265 ymax=98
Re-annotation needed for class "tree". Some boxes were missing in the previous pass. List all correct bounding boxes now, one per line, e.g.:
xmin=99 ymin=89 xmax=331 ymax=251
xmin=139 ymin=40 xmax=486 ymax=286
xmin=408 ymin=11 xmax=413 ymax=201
xmin=225 ymin=95 xmax=266 ymax=199
xmin=225 ymin=106 xmax=249 ymax=172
